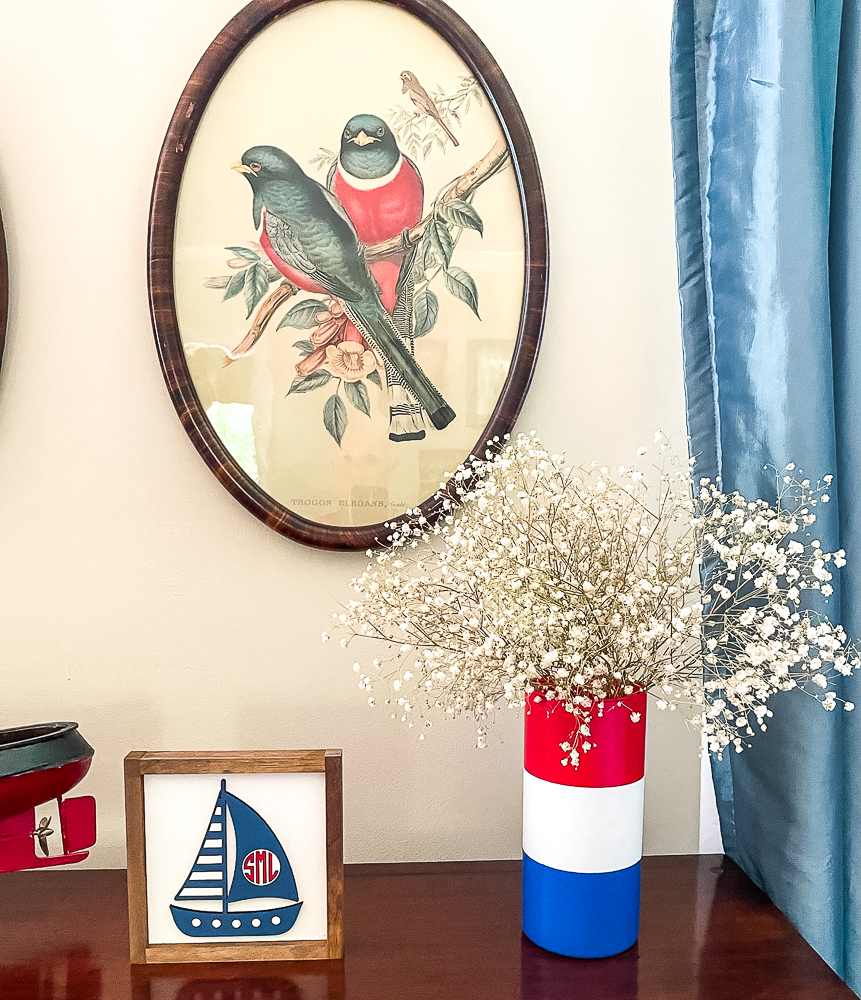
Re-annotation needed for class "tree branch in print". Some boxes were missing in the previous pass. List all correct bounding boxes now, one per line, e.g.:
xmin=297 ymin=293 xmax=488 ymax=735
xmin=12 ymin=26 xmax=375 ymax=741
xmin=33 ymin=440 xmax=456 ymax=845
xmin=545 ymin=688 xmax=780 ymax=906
xmin=362 ymin=138 xmax=507 ymax=261
xmin=213 ymin=280 xmax=298 ymax=363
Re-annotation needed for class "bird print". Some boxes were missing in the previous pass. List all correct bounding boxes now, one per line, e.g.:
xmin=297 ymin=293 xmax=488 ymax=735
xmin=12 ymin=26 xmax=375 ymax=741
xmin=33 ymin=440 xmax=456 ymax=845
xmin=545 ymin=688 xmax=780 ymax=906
xmin=400 ymin=70 xmax=460 ymax=147
xmin=233 ymin=145 xmax=455 ymax=432
xmin=329 ymin=114 xmax=427 ymax=440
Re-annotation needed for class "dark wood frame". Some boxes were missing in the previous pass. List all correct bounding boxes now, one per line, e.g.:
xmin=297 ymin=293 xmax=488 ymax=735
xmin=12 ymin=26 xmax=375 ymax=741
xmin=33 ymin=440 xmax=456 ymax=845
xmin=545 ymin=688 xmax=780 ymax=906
xmin=148 ymin=0 xmax=548 ymax=551
xmin=124 ymin=749 xmax=344 ymax=964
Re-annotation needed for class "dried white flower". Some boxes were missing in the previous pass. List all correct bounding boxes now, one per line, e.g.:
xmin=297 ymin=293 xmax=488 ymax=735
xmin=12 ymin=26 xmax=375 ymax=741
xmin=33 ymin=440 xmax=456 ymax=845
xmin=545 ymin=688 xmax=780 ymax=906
xmin=330 ymin=435 xmax=859 ymax=760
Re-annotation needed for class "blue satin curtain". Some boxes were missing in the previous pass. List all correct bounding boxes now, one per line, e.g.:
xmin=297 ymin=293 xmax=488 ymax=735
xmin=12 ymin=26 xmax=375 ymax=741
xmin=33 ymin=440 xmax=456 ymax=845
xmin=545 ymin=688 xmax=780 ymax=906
xmin=671 ymin=0 xmax=861 ymax=991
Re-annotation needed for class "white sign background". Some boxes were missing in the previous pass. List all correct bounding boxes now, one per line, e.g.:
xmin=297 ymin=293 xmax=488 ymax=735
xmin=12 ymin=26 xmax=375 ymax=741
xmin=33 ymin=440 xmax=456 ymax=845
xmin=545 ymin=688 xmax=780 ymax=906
xmin=143 ymin=771 xmax=328 ymax=944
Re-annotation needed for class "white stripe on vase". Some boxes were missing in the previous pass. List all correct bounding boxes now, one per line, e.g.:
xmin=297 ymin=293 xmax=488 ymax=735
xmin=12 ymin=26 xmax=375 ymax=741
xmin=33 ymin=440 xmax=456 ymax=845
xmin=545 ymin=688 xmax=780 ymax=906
xmin=522 ymin=769 xmax=644 ymax=874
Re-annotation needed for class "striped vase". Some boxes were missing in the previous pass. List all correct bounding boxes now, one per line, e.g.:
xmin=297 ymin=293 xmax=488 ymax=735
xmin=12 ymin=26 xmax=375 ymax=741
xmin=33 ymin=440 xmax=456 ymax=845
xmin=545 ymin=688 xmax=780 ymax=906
xmin=522 ymin=690 xmax=647 ymax=958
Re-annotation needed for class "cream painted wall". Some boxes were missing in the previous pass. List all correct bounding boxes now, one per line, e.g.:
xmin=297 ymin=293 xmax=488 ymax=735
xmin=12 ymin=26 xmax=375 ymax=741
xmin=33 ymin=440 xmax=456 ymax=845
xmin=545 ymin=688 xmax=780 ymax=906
xmin=0 ymin=0 xmax=700 ymax=868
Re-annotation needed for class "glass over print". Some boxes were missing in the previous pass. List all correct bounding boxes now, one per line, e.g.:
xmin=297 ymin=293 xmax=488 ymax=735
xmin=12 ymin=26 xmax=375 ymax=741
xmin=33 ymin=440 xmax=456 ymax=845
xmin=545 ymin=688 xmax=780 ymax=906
xmin=149 ymin=0 xmax=547 ymax=549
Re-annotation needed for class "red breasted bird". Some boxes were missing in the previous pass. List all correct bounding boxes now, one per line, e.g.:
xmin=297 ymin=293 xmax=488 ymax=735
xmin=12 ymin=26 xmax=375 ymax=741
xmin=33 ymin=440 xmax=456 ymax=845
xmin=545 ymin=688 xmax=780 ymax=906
xmin=233 ymin=145 xmax=454 ymax=431
xmin=328 ymin=113 xmax=424 ymax=302
xmin=400 ymin=71 xmax=459 ymax=147
xmin=329 ymin=114 xmax=428 ymax=440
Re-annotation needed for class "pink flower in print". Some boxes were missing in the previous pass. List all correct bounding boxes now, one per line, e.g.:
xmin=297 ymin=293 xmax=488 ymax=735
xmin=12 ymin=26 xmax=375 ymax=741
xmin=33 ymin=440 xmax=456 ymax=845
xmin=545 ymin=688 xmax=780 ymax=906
xmin=326 ymin=341 xmax=377 ymax=381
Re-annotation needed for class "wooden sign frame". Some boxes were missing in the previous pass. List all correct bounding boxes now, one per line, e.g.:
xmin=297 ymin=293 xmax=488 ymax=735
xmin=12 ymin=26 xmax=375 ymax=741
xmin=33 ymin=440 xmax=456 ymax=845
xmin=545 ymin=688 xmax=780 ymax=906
xmin=124 ymin=749 xmax=343 ymax=964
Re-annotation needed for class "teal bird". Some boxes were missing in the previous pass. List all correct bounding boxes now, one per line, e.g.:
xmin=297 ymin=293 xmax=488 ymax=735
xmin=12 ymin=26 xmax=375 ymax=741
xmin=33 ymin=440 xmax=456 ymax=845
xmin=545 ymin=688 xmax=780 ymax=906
xmin=233 ymin=145 xmax=455 ymax=431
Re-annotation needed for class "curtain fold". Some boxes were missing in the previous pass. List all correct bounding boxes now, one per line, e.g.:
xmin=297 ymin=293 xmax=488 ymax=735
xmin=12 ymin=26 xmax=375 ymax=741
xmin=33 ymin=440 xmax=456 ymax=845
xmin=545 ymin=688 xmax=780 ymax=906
xmin=671 ymin=0 xmax=861 ymax=990
xmin=829 ymin=4 xmax=861 ymax=988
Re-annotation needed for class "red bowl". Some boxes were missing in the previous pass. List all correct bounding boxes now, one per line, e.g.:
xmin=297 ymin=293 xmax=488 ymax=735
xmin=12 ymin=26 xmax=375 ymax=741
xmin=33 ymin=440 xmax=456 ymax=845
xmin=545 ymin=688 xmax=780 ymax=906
xmin=0 ymin=723 xmax=94 ymax=819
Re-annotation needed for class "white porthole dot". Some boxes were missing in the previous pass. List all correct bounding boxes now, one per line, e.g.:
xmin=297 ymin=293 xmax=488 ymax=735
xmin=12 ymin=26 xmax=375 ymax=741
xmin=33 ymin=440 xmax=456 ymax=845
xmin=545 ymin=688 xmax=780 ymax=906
xmin=191 ymin=919 xmax=201 ymax=928
xmin=251 ymin=919 xmax=261 ymax=928
xmin=212 ymin=919 xmax=221 ymax=928
xmin=272 ymin=916 xmax=281 ymax=925
xmin=232 ymin=919 xmax=241 ymax=929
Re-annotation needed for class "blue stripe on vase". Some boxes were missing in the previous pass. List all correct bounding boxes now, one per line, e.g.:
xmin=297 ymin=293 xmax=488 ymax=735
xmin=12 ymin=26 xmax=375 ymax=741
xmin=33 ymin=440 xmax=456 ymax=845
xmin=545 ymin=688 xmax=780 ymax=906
xmin=522 ymin=853 xmax=640 ymax=958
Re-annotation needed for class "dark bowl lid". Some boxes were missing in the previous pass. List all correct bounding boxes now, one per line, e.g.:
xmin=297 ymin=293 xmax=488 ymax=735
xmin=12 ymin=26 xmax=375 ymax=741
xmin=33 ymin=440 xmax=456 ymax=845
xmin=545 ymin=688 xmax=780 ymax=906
xmin=0 ymin=722 xmax=82 ymax=751
xmin=0 ymin=722 xmax=94 ymax=780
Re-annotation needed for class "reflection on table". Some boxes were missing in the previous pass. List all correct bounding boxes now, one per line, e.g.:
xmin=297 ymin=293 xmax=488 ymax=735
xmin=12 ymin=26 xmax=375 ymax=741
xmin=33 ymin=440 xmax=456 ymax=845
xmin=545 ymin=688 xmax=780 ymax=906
xmin=0 ymin=857 xmax=853 ymax=999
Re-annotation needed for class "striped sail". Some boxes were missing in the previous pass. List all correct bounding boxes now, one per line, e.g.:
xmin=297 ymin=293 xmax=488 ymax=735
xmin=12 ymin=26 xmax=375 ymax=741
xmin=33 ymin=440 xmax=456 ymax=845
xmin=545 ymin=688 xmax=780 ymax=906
xmin=174 ymin=783 xmax=228 ymax=907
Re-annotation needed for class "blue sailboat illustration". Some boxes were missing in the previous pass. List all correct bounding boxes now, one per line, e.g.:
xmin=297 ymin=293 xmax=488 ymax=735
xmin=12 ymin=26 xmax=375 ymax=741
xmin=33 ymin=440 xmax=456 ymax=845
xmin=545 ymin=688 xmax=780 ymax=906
xmin=170 ymin=779 xmax=302 ymax=938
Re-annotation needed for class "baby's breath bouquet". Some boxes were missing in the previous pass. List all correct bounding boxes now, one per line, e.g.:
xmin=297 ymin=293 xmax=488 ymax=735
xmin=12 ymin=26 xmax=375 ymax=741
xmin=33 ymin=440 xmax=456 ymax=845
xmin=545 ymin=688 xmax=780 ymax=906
xmin=328 ymin=432 xmax=858 ymax=763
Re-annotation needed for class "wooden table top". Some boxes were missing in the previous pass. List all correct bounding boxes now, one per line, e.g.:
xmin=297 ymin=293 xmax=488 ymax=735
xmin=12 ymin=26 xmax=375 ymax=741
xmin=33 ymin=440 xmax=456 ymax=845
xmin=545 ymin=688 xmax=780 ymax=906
xmin=0 ymin=855 xmax=853 ymax=999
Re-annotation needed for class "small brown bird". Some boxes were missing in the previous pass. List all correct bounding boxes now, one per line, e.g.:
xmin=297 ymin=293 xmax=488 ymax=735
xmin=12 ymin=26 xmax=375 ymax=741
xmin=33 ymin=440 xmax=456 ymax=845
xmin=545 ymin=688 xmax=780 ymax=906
xmin=400 ymin=70 xmax=459 ymax=147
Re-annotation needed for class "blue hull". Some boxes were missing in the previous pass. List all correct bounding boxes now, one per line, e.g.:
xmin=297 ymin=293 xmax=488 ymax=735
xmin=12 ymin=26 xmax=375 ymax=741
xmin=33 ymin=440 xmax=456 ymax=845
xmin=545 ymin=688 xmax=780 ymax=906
xmin=170 ymin=901 xmax=302 ymax=937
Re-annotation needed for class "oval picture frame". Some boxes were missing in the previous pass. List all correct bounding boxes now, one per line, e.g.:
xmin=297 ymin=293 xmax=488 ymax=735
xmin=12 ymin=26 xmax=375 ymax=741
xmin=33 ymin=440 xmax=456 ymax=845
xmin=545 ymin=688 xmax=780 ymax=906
xmin=149 ymin=0 xmax=547 ymax=550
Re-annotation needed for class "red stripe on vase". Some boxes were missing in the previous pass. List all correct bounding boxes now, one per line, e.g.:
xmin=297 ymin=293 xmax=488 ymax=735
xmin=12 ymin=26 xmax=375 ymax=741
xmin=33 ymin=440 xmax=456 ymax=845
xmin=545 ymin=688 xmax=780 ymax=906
xmin=524 ymin=690 xmax=647 ymax=788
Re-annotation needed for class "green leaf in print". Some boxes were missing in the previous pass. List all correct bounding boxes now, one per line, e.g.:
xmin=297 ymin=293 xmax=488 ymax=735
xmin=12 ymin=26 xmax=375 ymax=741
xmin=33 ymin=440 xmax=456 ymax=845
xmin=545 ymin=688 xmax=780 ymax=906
xmin=421 ymin=237 xmax=439 ymax=271
xmin=292 ymin=339 xmax=314 ymax=358
xmin=323 ymin=394 xmax=348 ymax=446
xmin=287 ymin=370 xmax=333 ymax=394
xmin=413 ymin=288 xmax=439 ymax=338
xmin=277 ymin=298 xmax=329 ymax=330
xmin=223 ymin=270 xmax=246 ymax=302
xmin=244 ymin=261 xmax=270 ymax=318
xmin=439 ymin=199 xmax=483 ymax=236
xmin=428 ymin=218 xmax=454 ymax=268
xmin=267 ymin=267 xmax=282 ymax=282
xmin=309 ymin=147 xmax=338 ymax=172
xmin=226 ymin=246 xmax=263 ymax=263
xmin=444 ymin=266 xmax=480 ymax=318
xmin=366 ymin=369 xmax=383 ymax=389
xmin=344 ymin=379 xmax=371 ymax=417
xmin=408 ymin=254 xmax=426 ymax=285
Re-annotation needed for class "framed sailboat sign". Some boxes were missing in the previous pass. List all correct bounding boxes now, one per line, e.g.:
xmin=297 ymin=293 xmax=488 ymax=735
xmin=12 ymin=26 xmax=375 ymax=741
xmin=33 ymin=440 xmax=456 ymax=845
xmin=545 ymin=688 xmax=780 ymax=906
xmin=124 ymin=749 xmax=343 ymax=963
xmin=148 ymin=0 xmax=547 ymax=550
